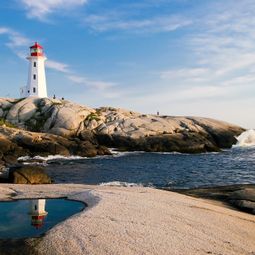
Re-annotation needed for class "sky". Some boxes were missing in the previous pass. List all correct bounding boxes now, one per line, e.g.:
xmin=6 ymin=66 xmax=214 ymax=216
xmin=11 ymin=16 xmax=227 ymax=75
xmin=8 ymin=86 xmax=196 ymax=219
xmin=0 ymin=0 xmax=255 ymax=128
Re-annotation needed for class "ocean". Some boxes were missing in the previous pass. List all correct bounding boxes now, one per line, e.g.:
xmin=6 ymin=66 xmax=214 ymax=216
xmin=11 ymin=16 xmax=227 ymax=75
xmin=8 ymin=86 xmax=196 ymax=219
xmin=20 ymin=130 xmax=255 ymax=189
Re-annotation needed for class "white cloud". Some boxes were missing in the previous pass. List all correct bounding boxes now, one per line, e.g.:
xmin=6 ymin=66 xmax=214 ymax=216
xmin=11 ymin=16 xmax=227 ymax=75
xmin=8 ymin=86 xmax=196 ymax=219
xmin=46 ymin=60 xmax=70 ymax=73
xmin=153 ymin=0 xmax=255 ymax=109
xmin=20 ymin=0 xmax=87 ymax=20
xmin=173 ymin=86 xmax=225 ymax=100
xmin=160 ymin=68 xmax=209 ymax=81
xmin=67 ymin=75 xmax=117 ymax=90
xmin=84 ymin=14 xmax=192 ymax=33
xmin=0 ymin=27 xmax=30 ymax=48
xmin=0 ymin=27 xmax=10 ymax=34
xmin=188 ymin=1 xmax=255 ymax=75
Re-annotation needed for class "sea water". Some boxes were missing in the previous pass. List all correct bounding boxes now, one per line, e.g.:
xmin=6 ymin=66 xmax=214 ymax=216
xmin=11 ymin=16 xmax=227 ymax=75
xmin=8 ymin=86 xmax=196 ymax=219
xmin=38 ymin=130 xmax=255 ymax=189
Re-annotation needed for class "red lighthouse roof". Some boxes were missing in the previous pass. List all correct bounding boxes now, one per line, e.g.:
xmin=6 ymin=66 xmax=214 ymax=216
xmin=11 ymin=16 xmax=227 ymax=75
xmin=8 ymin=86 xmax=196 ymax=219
xmin=30 ymin=42 xmax=43 ymax=49
xmin=30 ymin=42 xmax=44 ymax=57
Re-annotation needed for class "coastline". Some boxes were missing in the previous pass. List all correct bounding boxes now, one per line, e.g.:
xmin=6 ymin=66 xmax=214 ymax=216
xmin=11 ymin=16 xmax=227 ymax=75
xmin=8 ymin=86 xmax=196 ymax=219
xmin=0 ymin=184 xmax=255 ymax=255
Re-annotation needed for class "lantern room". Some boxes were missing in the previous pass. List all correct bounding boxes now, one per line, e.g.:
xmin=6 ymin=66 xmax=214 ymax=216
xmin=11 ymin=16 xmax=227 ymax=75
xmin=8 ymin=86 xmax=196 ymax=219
xmin=30 ymin=42 xmax=44 ymax=57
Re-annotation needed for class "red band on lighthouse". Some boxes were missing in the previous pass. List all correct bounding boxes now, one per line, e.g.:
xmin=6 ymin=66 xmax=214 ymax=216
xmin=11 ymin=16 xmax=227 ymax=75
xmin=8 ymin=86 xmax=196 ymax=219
xmin=30 ymin=42 xmax=44 ymax=57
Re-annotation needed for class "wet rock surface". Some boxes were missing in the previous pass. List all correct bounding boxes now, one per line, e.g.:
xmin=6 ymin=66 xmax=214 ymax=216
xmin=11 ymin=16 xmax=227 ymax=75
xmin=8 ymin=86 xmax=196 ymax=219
xmin=170 ymin=184 xmax=255 ymax=214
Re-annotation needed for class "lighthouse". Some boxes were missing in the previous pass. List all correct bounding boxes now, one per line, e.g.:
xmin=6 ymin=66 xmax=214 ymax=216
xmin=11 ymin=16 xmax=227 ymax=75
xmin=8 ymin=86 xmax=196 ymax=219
xmin=20 ymin=42 xmax=47 ymax=98
xmin=29 ymin=199 xmax=48 ymax=229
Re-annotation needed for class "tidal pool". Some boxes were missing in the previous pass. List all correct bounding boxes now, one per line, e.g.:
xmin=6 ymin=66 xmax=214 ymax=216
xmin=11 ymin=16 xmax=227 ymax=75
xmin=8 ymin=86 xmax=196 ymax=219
xmin=0 ymin=198 xmax=85 ymax=239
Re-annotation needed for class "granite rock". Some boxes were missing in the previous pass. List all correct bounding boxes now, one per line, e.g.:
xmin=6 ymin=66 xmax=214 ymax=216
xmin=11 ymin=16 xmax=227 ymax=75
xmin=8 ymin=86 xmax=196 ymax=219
xmin=0 ymin=97 xmax=245 ymax=153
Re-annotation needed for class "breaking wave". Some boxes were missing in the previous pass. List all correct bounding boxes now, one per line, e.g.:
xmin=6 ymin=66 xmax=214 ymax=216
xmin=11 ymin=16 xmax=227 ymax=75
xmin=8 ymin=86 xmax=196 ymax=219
xmin=99 ymin=181 xmax=144 ymax=187
xmin=18 ymin=155 xmax=87 ymax=162
xmin=109 ymin=148 xmax=146 ymax=157
xmin=233 ymin=129 xmax=255 ymax=148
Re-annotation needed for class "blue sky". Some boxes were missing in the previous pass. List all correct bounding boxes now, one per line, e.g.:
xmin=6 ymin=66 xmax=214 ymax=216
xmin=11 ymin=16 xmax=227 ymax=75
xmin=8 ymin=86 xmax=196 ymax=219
xmin=0 ymin=0 xmax=255 ymax=128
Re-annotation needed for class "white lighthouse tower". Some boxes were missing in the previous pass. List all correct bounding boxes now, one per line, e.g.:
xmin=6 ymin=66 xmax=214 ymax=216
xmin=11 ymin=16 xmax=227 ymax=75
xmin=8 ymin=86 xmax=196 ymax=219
xmin=20 ymin=42 xmax=47 ymax=98
xmin=29 ymin=199 xmax=48 ymax=229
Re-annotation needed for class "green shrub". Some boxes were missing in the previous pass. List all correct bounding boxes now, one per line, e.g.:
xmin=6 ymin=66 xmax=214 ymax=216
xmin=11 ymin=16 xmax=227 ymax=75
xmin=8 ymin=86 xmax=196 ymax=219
xmin=0 ymin=118 xmax=16 ymax=128
xmin=85 ymin=113 xmax=100 ymax=122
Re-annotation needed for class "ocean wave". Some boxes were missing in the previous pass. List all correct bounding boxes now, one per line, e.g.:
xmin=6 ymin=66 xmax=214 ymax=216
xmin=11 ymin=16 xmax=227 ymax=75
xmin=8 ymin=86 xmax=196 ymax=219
xmin=99 ymin=181 xmax=144 ymax=187
xmin=112 ymin=151 xmax=146 ymax=157
xmin=18 ymin=155 xmax=87 ymax=162
xmin=233 ymin=129 xmax=255 ymax=148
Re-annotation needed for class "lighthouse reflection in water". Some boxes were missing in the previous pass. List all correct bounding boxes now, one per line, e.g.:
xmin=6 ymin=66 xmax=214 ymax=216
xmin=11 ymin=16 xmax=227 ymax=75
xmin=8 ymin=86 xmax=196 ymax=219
xmin=0 ymin=198 xmax=85 ymax=239
xmin=29 ymin=199 xmax=48 ymax=229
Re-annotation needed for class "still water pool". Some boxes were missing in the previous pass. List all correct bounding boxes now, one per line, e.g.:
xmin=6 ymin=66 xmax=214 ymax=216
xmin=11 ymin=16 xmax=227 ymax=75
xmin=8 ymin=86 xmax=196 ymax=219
xmin=0 ymin=198 xmax=85 ymax=239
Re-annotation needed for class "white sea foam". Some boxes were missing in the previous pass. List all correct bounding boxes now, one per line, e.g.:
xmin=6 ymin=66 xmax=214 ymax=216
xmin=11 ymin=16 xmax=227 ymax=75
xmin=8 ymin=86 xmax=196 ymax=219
xmin=0 ymin=167 xmax=9 ymax=178
xmin=152 ymin=151 xmax=184 ymax=155
xmin=108 ymin=148 xmax=120 ymax=154
xmin=99 ymin=181 xmax=144 ymax=187
xmin=113 ymin=151 xmax=146 ymax=157
xmin=18 ymin=155 xmax=87 ymax=162
xmin=233 ymin=129 xmax=255 ymax=148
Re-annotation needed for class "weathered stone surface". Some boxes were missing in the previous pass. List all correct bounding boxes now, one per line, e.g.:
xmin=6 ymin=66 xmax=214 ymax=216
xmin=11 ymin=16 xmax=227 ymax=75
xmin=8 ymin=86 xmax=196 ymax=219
xmin=96 ymin=132 xmax=220 ymax=153
xmin=172 ymin=184 xmax=255 ymax=214
xmin=6 ymin=97 xmax=39 ymax=124
xmin=0 ymin=126 xmax=111 ymax=168
xmin=0 ymin=135 xmax=25 ymax=166
xmin=9 ymin=165 xmax=52 ymax=184
xmin=0 ymin=97 xmax=245 ymax=153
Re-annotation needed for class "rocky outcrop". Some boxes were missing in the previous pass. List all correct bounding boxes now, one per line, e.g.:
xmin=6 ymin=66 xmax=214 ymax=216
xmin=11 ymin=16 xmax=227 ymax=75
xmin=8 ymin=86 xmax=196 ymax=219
xmin=0 ymin=97 xmax=245 ymax=153
xmin=172 ymin=184 xmax=255 ymax=214
xmin=8 ymin=165 xmax=52 ymax=184
xmin=0 ymin=126 xmax=111 ymax=168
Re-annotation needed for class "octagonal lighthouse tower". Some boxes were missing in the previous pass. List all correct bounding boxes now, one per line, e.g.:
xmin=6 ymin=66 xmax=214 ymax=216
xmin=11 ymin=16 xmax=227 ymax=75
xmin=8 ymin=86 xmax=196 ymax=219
xmin=20 ymin=42 xmax=47 ymax=98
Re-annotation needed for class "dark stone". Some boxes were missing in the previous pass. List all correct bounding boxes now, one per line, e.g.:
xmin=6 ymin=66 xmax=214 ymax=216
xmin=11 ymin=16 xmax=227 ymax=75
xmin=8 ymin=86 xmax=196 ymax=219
xmin=96 ymin=145 xmax=112 ymax=155
xmin=75 ymin=141 xmax=98 ymax=157
xmin=8 ymin=165 xmax=52 ymax=184
xmin=170 ymin=184 xmax=255 ymax=214
xmin=0 ymin=136 xmax=25 ymax=166
xmin=14 ymin=136 xmax=70 ymax=156
xmin=0 ymin=239 xmax=39 ymax=255
xmin=79 ymin=130 xmax=97 ymax=144
xmin=96 ymin=132 xmax=220 ymax=153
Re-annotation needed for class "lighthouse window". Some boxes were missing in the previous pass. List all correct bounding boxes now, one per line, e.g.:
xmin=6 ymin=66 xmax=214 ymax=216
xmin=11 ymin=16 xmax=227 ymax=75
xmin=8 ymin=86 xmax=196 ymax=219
xmin=33 ymin=62 xmax=36 ymax=67
xmin=33 ymin=74 xmax=36 ymax=80
xmin=33 ymin=87 xmax=36 ymax=93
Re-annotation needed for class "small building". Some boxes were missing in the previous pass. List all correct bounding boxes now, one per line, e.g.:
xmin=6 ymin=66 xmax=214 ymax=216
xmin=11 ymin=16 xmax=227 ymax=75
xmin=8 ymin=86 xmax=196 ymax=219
xmin=29 ymin=199 xmax=48 ymax=229
xmin=20 ymin=42 xmax=47 ymax=98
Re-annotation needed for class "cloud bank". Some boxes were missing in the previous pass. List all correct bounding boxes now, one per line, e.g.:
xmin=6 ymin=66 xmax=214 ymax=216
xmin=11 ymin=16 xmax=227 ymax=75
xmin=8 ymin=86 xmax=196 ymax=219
xmin=20 ymin=0 xmax=88 ymax=20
